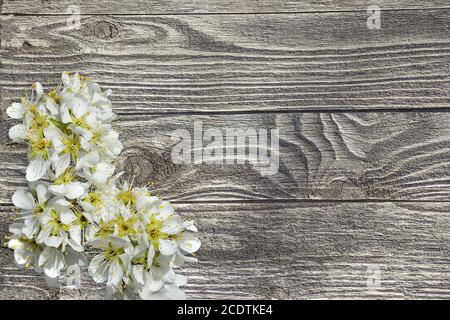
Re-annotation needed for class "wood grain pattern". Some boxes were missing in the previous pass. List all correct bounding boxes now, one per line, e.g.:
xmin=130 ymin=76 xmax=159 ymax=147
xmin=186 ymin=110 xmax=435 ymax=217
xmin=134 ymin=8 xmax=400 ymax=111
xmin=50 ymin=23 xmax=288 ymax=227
xmin=1 ymin=202 xmax=450 ymax=299
xmin=1 ymin=10 xmax=449 ymax=113
xmin=2 ymin=112 xmax=450 ymax=203
xmin=1 ymin=2 xmax=450 ymax=300
xmin=2 ymin=0 xmax=450 ymax=14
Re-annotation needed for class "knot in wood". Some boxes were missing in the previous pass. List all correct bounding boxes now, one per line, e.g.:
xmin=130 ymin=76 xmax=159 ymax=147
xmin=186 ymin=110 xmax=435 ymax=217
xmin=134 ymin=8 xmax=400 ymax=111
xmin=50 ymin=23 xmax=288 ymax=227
xmin=94 ymin=21 xmax=118 ymax=39
xmin=22 ymin=41 xmax=32 ymax=50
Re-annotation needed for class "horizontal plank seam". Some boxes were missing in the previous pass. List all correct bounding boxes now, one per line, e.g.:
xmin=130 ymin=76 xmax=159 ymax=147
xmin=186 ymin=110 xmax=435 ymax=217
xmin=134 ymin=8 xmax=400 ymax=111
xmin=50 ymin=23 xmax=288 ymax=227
xmin=170 ymin=199 xmax=450 ymax=204
xmin=1 ymin=199 xmax=450 ymax=206
xmin=113 ymin=107 xmax=450 ymax=117
xmin=1 ymin=109 xmax=449 ymax=121
xmin=2 ymin=7 xmax=450 ymax=16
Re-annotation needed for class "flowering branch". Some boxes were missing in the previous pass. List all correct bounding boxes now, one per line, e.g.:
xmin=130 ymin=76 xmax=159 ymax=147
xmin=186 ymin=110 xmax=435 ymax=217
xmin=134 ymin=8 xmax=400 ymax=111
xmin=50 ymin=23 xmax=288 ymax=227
xmin=5 ymin=73 xmax=201 ymax=299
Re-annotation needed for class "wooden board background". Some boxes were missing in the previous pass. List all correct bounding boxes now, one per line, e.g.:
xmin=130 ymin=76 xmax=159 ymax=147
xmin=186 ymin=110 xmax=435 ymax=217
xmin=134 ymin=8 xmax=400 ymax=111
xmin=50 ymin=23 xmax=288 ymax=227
xmin=0 ymin=1 xmax=450 ymax=299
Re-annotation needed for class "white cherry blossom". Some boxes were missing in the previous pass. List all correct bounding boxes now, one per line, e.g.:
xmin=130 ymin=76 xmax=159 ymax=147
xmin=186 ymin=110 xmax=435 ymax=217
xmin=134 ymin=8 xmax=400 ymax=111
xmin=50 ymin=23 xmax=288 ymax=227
xmin=6 ymin=73 xmax=200 ymax=299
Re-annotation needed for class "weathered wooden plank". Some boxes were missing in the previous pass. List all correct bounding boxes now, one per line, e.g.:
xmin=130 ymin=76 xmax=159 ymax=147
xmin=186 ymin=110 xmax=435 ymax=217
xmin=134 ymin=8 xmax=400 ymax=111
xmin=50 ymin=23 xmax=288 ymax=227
xmin=2 ymin=112 xmax=450 ymax=203
xmin=2 ymin=0 xmax=450 ymax=14
xmin=1 ymin=11 xmax=449 ymax=113
xmin=1 ymin=202 xmax=450 ymax=299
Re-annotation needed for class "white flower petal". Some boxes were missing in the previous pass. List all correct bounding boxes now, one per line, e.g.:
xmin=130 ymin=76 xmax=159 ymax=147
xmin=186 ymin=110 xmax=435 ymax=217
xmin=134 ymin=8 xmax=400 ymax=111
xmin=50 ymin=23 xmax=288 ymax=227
xmin=92 ymin=92 xmax=109 ymax=106
xmin=12 ymin=188 xmax=35 ymax=210
xmin=8 ymin=238 xmax=24 ymax=252
xmin=183 ymin=256 xmax=198 ymax=263
xmin=53 ymin=198 xmax=71 ymax=208
xmin=159 ymin=239 xmax=178 ymax=256
xmin=39 ymin=247 xmax=64 ymax=279
xmin=132 ymin=265 xmax=145 ymax=287
xmin=132 ymin=244 xmax=146 ymax=260
xmin=163 ymin=268 xmax=176 ymax=283
xmin=66 ymin=238 xmax=84 ymax=252
xmin=26 ymin=156 xmax=48 ymax=182
xmin=89 ymin=253 xmax=109 ymax=284
xmin=65 ymin=182 xmax=85 ymax=199
xmin=168 ymin=251 xmax=184 ymax=268
xmin=89 ymin=239 xmax=109 ymax=250
xmin=110 ymin=140 xmax=123 ymax=156
xmin=183 ymin=220 xmax=198 ymax=232
xmin=70 ymin=95 xmax=89 ymax=119
xmin=108 ymin=258 xmax=123 ymax=287
xmin=162 ymin=284 xmax=186 ymax=300
xmin=53 ymin=153 xmax=71 ymax=177
xmin=6 ymin=102 xmax=24 ymax=119
xmin=89 ymin=162 xmax=114 ymax=185
xmin=48 ymin=184 xmax=66 ymax=197
xmin=174 ymin=274 xmax=187 ymax=287
xmin=44 ymin=125 xmax=64 ymax=152
xmin=177 ymin=232 xmax=201 ymax=254
xmin=69 ymin=224 xmax=82 ymax=246
xmin=72 ymin=75 xmax=81 ymax=92
xmin=34 ymin=82 xmax=44 ymax=97
xmin=45 ymin=99 xmax=59 ymax=115
xmin=60 ymin=210 xmax=76 ymax=224
xmin=39 ymin=213 xmax=53 ymax=227
xmin=45 ymin=236 xmax=63 ymax=248
xmin=35 ymin=183 xmax=50 ymax=204
xmin=14 ymin=248 xmax=30 ymax=266
xmin=9 ymin=124 xmax=28 ymax=142
xmin=147 ymin=245 xmax=155 ymax=267
xmin=147 ymin=271 xmax=164 ymax=292
xmin=80 ymin=136 xmax=91 ymax=151
xmin=154 ymin=201 xmax=174 ymax=221
xmin=65 ymin=248 xmax=88 ymax=267
xmin=160 ymin=216 xmax=183 ymax=235
xmin=23 ymin=218 xmax=40 ymax=239
xmin=62 ymin=72 xmax=71 ymax=86
xmin=109 ymin=236 xmax=131 ymax=249
xmin=78 ymin=151 xmax=100 ymax=168
xmin=8 ymin=223 xmax=24 ymax=236
xmin=60 ymin=104 xmax=72 ymax=123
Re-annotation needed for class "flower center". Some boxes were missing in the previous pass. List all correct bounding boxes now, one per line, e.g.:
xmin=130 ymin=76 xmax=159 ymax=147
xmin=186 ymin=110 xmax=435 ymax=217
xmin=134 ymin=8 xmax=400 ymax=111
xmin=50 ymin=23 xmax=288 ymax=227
xmin=29 ymin=106 xmax=50 ymax=131
xmin=146 ymin=218 xmax=170 ymax=250
xmin=48 ymin=89 xmax=60 ymax=104
xmin=33 ymin=203 xmax=45 ymax=216
xmin=105 ymin=246 xmax=125 ymax=261
xmin=73 ymin=116 xmax=89 ymax=130
xmin=95 ymin=220 xmax=114 ymax=239
xmin=54 ymin=169 xmax=75 ymax=185
xmin=84 ymin=192 xmax=102 ymax=207
xmin=49 ymin=209 xmax=70 ymax=236
xmin=62 ymin=135 xmax=81 ymax=158
xmin=30 ymin=137 xmax=51 ymax=160
xmin=116 ymin=190 xmax=136 ymax=206
xmin=116 ymin=216 xmax=137 ymax=238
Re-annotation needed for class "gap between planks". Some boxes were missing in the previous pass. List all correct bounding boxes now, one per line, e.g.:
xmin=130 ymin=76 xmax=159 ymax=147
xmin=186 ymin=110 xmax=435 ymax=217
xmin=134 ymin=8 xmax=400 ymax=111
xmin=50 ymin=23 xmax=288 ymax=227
xmin=112 ymin=108 xmax=450 ymax=116
xmin=2 ymin=200 xmax=450 ymax=209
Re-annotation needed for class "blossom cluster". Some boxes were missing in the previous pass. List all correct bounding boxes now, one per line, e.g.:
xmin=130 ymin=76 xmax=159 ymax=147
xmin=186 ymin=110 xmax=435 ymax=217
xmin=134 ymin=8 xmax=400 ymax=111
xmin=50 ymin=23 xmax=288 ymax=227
xmin=5 ymin=73 xmax=200 ymax=299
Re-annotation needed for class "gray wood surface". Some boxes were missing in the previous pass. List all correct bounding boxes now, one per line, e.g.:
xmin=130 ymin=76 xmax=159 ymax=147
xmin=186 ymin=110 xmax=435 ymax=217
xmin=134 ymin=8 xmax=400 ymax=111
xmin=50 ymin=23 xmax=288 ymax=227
xmin=1 ymin=202 xmax=450 ymax=299
xmin=1 ymin=10 xmax=450 ymax=113
xmin=2 ymin=0 xmax=450 ymax=14
xmin=2 ymin=112 xmax=450 ymax=203
xmin=1 ymin=1 xmax=450 ymax=300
